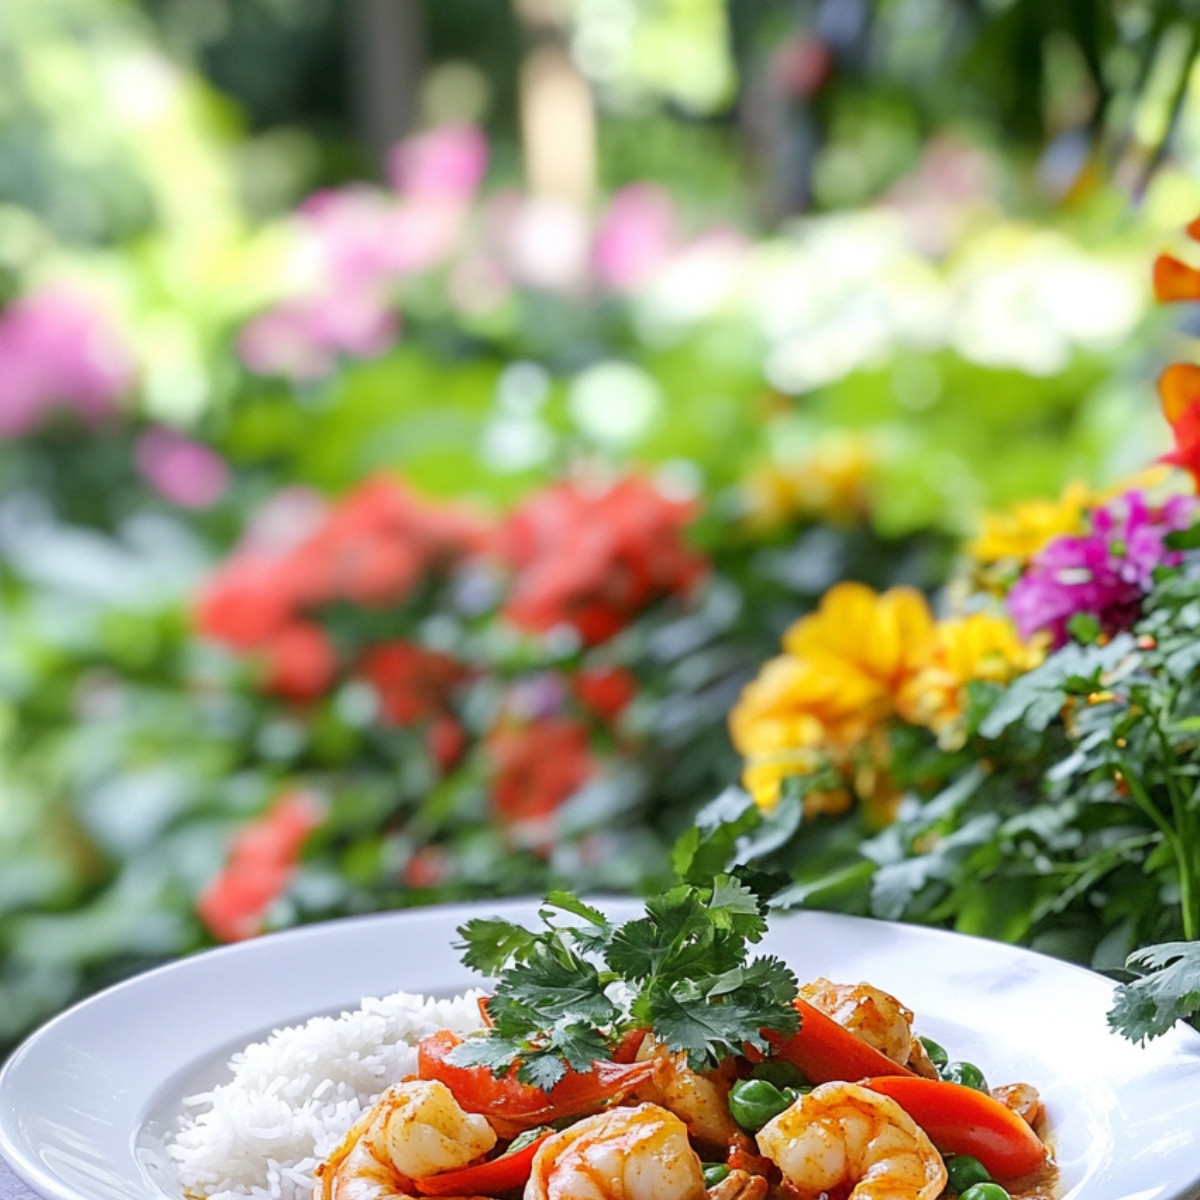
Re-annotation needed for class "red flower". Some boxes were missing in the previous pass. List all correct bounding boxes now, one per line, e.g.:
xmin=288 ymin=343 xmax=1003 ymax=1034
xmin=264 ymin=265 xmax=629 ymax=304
xmin=195 ymin=557 xmax=297 ymax=651
xmin=573 ymin=665 xmax=638 ymax=721
xmin=1158 ymin=363 xmax=1200 ymax=490
xmin=489 ymin=718 xmax=594 ymax=828
xmin=261 ymin=621 xmax=339 ymax=702
xmin=428 ymin=713 xmax=468 ymax=771
xmin=197 ymin=791 xmax=324 ymax=943
xmin=403 ymin=844 xmax=451 ymax=890
xmin=497 ymin=477 xmax=706 ymax=645
xmin=295 ymin=477 xmax=488 ymax=608
xmin=194 ymin=476 xmax=491 ymax=701
xmin=357 ymin=640 xmax=466 ymax=724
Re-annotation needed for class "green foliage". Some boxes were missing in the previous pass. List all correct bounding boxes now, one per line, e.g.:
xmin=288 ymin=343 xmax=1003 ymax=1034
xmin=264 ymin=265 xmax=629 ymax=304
xmin=1109 ymin=941 xmax=1200 ymax=1042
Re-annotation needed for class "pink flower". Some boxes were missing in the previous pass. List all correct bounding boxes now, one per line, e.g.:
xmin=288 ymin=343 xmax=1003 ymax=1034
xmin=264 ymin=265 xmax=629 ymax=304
xmin=237 ymin=294 xmax=398 ymax=380
xmin=592 ymin=184 xmax=677 ymax=292
xmin=0 ymin=287 xmax=134 ymax=436
xmin=387 ymin=125 xmax=489 ymax=201
xmin=135 ymin=426 xmax=228 ymax=508
xmin=299 ymin=187 xmax=401 ymax=289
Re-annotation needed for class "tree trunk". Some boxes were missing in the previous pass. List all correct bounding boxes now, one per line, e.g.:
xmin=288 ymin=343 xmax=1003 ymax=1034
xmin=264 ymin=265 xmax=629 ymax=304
xmin=347 ymin=0 xmax=426 ymax=174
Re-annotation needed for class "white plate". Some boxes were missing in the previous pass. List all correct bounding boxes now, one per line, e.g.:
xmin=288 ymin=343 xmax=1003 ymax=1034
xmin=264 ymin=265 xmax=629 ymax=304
xmin=2 ymin=900 xmax=1200 ymax=1200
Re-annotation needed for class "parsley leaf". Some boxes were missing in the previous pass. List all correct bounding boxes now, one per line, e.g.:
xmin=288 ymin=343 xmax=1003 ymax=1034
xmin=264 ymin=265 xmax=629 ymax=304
xmin=452 ymin=876 xmax=800 ymax=1083
xmin=455 ymin=918 xmax=540 ymax=974
xmin=1108 ymin=941 xmax=1200 ymax=1043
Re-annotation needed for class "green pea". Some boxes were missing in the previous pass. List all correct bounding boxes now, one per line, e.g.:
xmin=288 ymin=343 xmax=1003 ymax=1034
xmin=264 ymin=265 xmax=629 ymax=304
xmin=750 ymin=1059 xmax=810 ymax=1089
xmin=702 ymin=1164 xmax=730 ymax=1187
xmin=919 ymin=1035 xmax=949 ymax=1070
xmin=960 ymin=1184 xmax=1009 ymax=1200
xmin=728 ymin=1078 xmax=792 ymax=1131
xmin=945 ymin=1154 xmax=992 ymax=1193
xmin=941 ymin=1060 xmax=989 ymax=1093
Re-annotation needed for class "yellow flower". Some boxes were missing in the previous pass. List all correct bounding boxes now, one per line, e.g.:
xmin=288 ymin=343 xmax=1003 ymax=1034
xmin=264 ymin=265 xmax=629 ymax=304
xmin=730 ymin=583 xmax=938 ymax=812
xmin=743 ymin=436 xmax=874 ymax=529
xmin=968 ymin=482 xmax=1089 ymax=565
xmin=783 ymin=582 xmax=937 ymax=700
xmin=901 ymin=611 xmax=1044 ymax=745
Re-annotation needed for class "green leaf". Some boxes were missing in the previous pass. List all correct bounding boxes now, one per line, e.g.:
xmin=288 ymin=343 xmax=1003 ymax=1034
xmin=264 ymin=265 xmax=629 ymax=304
xmin=447 ymin=1032 xmax=526 ymax=1073
xmin=490 ymin=947 xmax=616 ymax=1029
xmin=541 ymin=892 xmax=610 ymax=929
xmin=1067 ymin=612 xmax=1102 ymax=643
xmin=708 ymin=875 xmax=768 ymax=940
xmin=454 ymin=918 xmax=540 ymax=974
xmin=1108 ymin=941 xmax=1200 ymax=1043
xmin=672 ymin=788 xmax=762 ymax=883
xmin=1165 ymin=525 xmax=1200 ymax=550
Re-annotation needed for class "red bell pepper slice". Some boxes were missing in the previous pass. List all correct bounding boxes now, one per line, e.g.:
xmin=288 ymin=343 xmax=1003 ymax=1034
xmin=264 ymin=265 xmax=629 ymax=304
xmin=765 ymin=998 xmax=915 ymax=1084
xmin=864 ymin=1076 xmax=1046 ymax=1180
xmin=418 ymin=1030 xmax=659 ymax=1129
xmin=610 ymin=1026 xmax=650 ymax=1064
xmin=413 ymin=1131 xmax=551 ymax=1196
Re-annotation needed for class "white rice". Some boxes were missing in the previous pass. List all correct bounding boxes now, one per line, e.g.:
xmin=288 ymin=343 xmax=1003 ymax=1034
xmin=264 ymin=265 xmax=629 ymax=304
xmin=167 ymin=990 xmax=487 ymax=1200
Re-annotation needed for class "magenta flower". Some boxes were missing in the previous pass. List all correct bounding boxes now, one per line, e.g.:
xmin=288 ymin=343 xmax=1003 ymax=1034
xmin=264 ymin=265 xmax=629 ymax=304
xmin=1007 ymin=490 xmax=1197 ymax=646
xmin=0 ymin=287 xmax=134 ymax=436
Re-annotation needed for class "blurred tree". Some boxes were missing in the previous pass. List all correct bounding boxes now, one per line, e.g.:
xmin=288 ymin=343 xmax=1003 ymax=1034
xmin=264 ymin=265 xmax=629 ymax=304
xmin=726 ymin=0 xmax=1200 ymax=215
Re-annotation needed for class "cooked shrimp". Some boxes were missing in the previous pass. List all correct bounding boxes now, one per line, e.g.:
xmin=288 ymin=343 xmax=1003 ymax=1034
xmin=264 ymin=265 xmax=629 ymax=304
xmin=755 ymin=1082 xmax=946 ymax=1200
xmin=993 ymin=1082 xmax=1043 ymax=1130
xmin=524 ymin=1102 xmax=708 ymax=1200
xmin=799 ymin=978 xmax=937 ymax=1077
xmin=314 ymin=1079 xmax=496 ymax=1200
xmin=628 ymin=1035 xmax=742 ymax=1149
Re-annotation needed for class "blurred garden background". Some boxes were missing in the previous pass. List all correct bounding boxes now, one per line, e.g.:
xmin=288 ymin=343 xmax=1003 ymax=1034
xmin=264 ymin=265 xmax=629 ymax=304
xmin=6 ymin=0 xmax=1200 ymax=1053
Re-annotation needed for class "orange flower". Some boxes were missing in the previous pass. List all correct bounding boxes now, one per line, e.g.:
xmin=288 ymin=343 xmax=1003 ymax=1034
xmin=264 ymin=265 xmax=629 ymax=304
xmin=1158 ymin=363 xmax=1200 ymax=490
xmin=1153 ymin=253 xmax=1200 ymax=303
xmin=357 ymin=640 xmax=465 ymax=725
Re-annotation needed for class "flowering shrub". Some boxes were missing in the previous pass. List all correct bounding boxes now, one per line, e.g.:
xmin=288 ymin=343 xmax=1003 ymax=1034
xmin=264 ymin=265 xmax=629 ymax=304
xmin=691 ymin=214 xmax=1200 ymax=1042
xmin=196 ymin=475 xmax=487 ymax=700
xmin=729 ymin=582 xmax=1038 ymax=822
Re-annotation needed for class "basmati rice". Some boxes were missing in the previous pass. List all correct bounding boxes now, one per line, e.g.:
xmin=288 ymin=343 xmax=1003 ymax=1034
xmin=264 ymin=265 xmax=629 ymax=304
xmin=167 ymin=990 xmax=487 ymax=1200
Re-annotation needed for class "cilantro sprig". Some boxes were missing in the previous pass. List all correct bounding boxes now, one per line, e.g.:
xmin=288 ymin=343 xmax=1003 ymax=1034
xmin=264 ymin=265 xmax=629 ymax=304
xmin=450 ymin=877 xmax=800 ymax=1087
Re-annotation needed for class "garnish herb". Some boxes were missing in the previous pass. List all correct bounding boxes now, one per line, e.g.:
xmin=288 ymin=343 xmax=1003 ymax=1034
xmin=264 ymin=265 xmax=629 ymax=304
xmin=450 ymin=877 xmax=801 ymax=1087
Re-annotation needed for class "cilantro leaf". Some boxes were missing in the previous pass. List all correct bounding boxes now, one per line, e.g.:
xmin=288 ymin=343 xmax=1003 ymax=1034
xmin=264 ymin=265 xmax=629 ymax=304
xmin=1108 ymin=941 xmax=1200 ymax=1043
xmin=488 ymin=946 xmax=616 ymax=1030
xmin=709 ymin=875 xmax=769 ymax=941
xmin=451 ymin=879 xmax=801 ymax=1082
xmin=447 ymin=1032 xmax=527 ymax=1073
xmin=454 ymin=918 xmax=540 ymax=974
